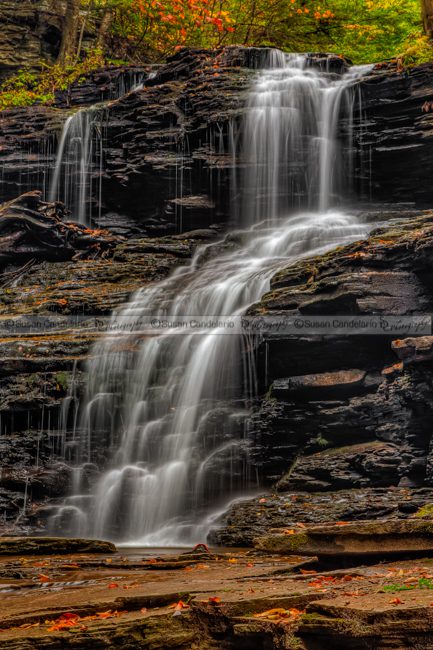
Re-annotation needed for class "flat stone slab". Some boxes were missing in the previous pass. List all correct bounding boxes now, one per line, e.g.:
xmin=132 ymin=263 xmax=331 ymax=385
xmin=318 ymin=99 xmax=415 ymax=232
xmin=254 ymin=519 xmax=433 ymax=557
xmin=0 ymin=537 xmax=116 ymax=555
xmin=272 ymin=369 xmax=369 ymax=399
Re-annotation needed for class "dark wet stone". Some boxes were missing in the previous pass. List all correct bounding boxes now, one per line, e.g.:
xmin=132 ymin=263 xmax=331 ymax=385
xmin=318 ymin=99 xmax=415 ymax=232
xmin=0 ymin=537 xmax=116 ymax=555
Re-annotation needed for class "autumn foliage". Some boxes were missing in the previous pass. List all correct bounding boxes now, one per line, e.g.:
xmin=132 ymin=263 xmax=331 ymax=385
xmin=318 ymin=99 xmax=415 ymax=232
xmin=102 ymin=0 xmax=431 ymax=64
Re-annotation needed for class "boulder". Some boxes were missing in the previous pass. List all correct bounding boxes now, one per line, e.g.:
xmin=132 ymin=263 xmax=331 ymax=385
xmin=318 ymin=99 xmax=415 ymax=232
xmin=277 ymin=442 xmax=401 ymax=491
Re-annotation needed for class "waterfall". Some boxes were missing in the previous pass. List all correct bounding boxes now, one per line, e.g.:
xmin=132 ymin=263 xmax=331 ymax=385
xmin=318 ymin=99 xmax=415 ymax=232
xmin=241 ymin=54 xmax=372 ymax=223
xmin=49 ymin=108 xmax=101 ymax=224
xmin=49 ymin=74 xmax=145 ymax=225
xmin=50 ymin=52 xmax=371 ymax=546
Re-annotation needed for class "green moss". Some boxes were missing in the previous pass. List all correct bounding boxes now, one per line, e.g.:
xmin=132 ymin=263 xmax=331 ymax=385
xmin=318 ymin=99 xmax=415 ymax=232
xmin=414 ymin=520 xmax=433 ymax=535
xmin=0 ymin=50 xmax=106 ymax=112
xmin=382 ymin=578 xmax=433 ymax=592
xmin=314 ymin=434 xmax=329 ymax=449
xmin=55 ymin=372 xmax=69 ymax=391
xmin=26 ymin=374 xmax=39 ymax=388
xmin=283 ymin=533 xmax=309 ymax=551
xmin=300 ymin=613 xmax=330 ymax=623
xmin=414 ymin=504 xmax=433 ymax=518
xmin=381 ymin=584 xmax=414 ymax=592
xmin=287 ymin=636 xmax=304 ymax=649
xmin=265 ymin=384 xmax=276 ymax=400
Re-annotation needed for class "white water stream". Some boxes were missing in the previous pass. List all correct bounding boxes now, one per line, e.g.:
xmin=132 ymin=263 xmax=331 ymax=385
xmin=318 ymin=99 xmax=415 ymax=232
xmin=50 ymin=52 xmax=372 ymax=545
xmin=49 ymin=74 xmax=144 ymax=224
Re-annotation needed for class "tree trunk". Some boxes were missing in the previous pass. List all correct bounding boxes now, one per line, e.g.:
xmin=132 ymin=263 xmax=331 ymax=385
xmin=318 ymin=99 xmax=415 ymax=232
xmin=422 ymin=0 xmax=433 ymax=38
xmin=57 ymin=0 xmax=81 ymax=66
xmin=96 ymin=7 xmax=113 ymax=50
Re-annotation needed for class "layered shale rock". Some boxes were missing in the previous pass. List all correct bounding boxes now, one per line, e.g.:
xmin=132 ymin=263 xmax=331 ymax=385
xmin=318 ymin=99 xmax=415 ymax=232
xmin=355 ymin=62 xmax=433 ymax=206
xmin=0 ymin=536 xmax=116 ymax=555
xmin=255 ymin=520 xmax=433 ymax=558
xmin=0 ymin=216 xmax=219 ymax=531
xmin=4 ymin=49 xmax=433 ymax=236
xmin=0 ymin=0 xmax=64 ymax=80
xmin=212 ymin=211 xmax=433 ymax=545
xmin=0 ymin=47 xmax=257 ymax=233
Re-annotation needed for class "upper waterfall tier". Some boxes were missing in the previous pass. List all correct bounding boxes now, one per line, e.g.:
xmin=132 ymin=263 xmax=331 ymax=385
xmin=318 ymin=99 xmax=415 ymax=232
xmin=240 ymin=54 xmax=373 ymax=224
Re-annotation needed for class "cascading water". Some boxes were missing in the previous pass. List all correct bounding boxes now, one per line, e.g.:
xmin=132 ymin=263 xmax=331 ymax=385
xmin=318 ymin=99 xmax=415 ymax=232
xmin=50 ymin=52 xmax=372 ymax=545
xmin=49 ymin=74 xmax=145 ymax=225
xmin=49 ymin=108 xmax=102 ymax=224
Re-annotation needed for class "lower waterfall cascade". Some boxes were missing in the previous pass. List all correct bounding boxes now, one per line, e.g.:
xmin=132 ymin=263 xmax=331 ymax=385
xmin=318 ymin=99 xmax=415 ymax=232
xmin=49 ymin=51 xmax=373 ymax=546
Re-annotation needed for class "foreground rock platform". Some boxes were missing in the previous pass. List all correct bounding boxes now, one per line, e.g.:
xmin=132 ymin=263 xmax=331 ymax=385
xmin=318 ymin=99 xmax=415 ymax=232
xmin=2 ymin=546 xmax=433 ymax=648
xmin=254 ymin=520 xmax=433 ymax=558
xmin=0 ymin=537 xmax=116 ymax=556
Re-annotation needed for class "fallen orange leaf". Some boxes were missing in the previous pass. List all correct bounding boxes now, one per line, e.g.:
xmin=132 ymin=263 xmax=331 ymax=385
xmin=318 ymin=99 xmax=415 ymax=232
xmin=169 ymin=600 xmax=189 ymax=610
xmin=38 ymin=574 xmax=50 ymax=583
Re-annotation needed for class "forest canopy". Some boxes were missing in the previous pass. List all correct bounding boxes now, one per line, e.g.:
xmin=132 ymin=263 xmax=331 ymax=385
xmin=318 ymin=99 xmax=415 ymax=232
xmin=87 ymin=0 xmax=433 ymax=64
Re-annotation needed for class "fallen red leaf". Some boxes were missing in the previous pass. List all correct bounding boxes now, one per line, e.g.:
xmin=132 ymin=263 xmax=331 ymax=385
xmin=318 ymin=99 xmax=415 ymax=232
xmin=60 ymin=613 xmax=80 ymax=621
xmin=169 ymin=600 xmax=189 ymax=610
xmin=192 ymin=543 xmax=209 ymax=553
xmin=38 ymin=574 xmax=50 ymax=583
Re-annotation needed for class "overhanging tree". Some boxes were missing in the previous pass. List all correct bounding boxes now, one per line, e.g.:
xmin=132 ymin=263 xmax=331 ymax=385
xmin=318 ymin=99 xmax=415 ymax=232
xmin=58 ymin=0 xmax=81 ymax=65
xmin=422 ymin=0 xmax=433 ymax=37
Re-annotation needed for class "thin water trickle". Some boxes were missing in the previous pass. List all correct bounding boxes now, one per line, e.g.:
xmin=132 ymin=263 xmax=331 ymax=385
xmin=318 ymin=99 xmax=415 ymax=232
xmin=49 ymin=74 xmax=145 ymax=224
xmin=50 ymin=51 xmax=372 ymax=545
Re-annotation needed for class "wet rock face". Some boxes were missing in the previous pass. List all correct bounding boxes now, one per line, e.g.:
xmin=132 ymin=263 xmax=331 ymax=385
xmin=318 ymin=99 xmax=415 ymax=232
xmin=276 ymin=442 xmax=402 ymax=492
xmin=213 ymin=212 xmax=433 ymax=545
xmin=97 ymin=47 xmax=255 ymax=235
xmin=0 ymin=47 xmax=257 ymax=234
xmin=0 ymin=0 xmax=64 ymax=80
xmin=210 ymin=488 xmax=433 ymax=546
xmin=2 ymin=48 xmax=433 ymax=233
xmin=354 ymin=63 xmax=433 ymax=206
